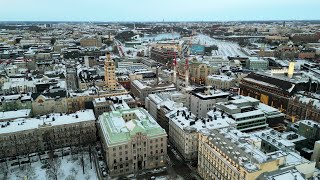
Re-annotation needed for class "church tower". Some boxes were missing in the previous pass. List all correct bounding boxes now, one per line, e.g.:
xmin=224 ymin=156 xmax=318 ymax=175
xmin=104 ymin=52 xmax=117 ymax=90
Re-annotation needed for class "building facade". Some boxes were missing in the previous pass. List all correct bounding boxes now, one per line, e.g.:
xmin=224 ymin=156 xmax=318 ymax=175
xmin=0 ymin=110 xmax=96 ymax=158
xmin=98 ymin=108 xmax=167 ymax=177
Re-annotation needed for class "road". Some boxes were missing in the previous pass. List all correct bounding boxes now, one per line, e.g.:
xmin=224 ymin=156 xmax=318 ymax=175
xmin=167 ymin=145 xmax=200 ymax=180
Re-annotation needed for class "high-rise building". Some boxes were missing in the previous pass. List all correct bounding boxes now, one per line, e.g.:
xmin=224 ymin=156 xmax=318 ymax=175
xmin=104 ymin=52 xmax=117 ymax=90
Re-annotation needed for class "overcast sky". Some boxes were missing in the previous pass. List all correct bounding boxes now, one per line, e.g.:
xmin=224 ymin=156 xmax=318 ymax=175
xmin=1 ymin=0 xmax=319 ymax=21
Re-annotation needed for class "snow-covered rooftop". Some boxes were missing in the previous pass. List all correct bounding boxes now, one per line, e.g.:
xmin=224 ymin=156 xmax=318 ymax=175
xmin=0 ymin=110 xmax=95 ymax=134
xmin=0 ymin=109 xmax=31 ymax=122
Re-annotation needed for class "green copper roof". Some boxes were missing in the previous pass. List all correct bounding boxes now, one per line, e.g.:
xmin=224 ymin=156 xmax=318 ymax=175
xmin=99 ymin=108 xmax=166 ymax=146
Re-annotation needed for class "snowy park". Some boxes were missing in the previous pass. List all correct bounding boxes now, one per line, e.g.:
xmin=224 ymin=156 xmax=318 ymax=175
xmin=0 ymin=151 xmax=98 ymax=180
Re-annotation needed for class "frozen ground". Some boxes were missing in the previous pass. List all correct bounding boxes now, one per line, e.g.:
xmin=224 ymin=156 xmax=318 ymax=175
xmin=1 ymin=153 xmax=98 ymax=180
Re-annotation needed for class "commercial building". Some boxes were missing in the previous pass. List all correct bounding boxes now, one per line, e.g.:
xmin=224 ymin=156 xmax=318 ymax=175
xmin=239 ymin=72 xmax=314 ymax=112
xmin=211 ymin=96 xmax=284 ymax=132
xmin=0 ymin=110 xmax=96 ymax=158
xmin=98 ymin=108 xmax=167 ymax=177
xmin=188 ymin=87 xmax=230 ymax=118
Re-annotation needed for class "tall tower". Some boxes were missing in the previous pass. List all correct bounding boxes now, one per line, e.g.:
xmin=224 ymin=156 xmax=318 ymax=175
xmin=104 ymin=52 xmax=117 ymax=90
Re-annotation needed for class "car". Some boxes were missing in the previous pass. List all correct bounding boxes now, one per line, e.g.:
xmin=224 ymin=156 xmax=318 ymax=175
xmin=11 ymin=162 xmax=19 ymax=166
xmin=102 ymin=170 xmax=107 ymax=177
xmin=150 ymin=176 xmax=156 ymax=180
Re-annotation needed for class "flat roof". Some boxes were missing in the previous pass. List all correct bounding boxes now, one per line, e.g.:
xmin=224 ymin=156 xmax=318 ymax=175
xmin=0 ymin=110 xmax=95 ymax=134
xmin=0 ymin=109 xmax=31 ymax=121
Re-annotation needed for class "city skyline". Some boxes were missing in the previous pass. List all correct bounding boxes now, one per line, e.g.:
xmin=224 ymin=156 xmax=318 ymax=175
xmin=1 ymin=0 xmax=320 ymax=22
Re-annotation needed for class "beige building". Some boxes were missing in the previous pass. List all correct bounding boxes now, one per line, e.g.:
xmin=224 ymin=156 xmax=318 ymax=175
xmin=32 ymin=94 xmax=68 ymax=116
xmin=198 ymin=128 xmax=317 ymax=180
xmin=206 ymin=75 xmax=236 ymax=90
xmin=189 ymin=62 xmax=214 ymax=85
xmin=98 ymin=108 xmax=167 ymax=177
xmin=80 ymin=37 xmax=102 ymax=47
xmin=0 ymin=110 xmax=96 ymax=158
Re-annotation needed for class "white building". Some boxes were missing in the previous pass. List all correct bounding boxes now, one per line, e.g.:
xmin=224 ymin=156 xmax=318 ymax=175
xmin=145 ymin=91 xmax=188 ymax=120
xmin=168 ymin=107 xmax=236 ymax=161
xmin=188 ymin=87 xmax=229 ymax=118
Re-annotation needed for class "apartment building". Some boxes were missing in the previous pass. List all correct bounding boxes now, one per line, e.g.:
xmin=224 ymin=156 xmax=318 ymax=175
xmin=198 ymin=128 xmax=317 ymax=180
xmin=0 ymin=110 xmax=96 ymax=158
xmin=206 ymin=75 xmax=236 ymax=90
xmin=168 ymin=107 xmax=236 ymax=161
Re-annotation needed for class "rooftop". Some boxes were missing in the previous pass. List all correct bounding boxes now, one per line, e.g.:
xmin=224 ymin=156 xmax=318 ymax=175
xmin=168 ymin=107 xmax=236 ymax=132
xmin=99 ymin=108 xmax=166 ymax=146
xmin=0 ymin=110 xmax=95 ymax=134
xmin=0 ymin=109 xmax=31 ymax=122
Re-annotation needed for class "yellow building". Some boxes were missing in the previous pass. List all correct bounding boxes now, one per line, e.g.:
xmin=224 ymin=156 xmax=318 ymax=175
xmin=198 ymin=128 xmax=280 ymax=180
xmin=177 ymin=58 xmax=213 ymax=85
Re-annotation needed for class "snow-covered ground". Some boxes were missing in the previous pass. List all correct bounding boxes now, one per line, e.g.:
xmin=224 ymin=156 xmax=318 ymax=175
xmin=194 ymin=34 xmax=247 ymax=57
xmin=1 ymin=153 xmax=98 ymax=180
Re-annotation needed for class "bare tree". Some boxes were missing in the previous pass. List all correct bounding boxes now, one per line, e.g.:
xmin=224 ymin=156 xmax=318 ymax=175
xmin=0 ymin=162 xmax=10 ymax=180
xmin=65 ymin=175 xmax=76 ymax=180
xmin=46 ymin=158 xmax=62 ymax=180
xmin=16 ymin=164 xmax=36 ymax=180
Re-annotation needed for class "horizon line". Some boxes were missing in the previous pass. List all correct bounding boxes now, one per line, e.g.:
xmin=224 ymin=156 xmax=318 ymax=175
xmin=1 ymin=19 xmax=320 ymax=23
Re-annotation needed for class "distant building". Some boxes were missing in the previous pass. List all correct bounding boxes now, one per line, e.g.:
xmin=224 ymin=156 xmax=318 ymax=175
xmin=145 ymin=91 xmax=188 ymax=120
xmin=239 ymin=72 xmax=314 ymax=112
xmin=150 ymin=47 xmax=178 ymax=65
xmin=206 ymin=75 xmax=236 ymax=90
xmin=80 ymin=37 xmax=102 ymax=47
xmin=98 ymin=108 xmax=167 ymax=177
xmin=66 ymin=67 xmax=78 ymax=90
xmin=31 ymin=91 xmax=68 ymax=116
xmin=188 ymin=61 xmax=213 ymax=85
xmin=246 ymin=57 xmax=269 ymax=70
xmin=2 ymin=81 xmax=36 ymax=95
xmin=0 ymin=94 xmax=32 ymax=112
xmin=131 ymin=79 xmax=176 ymax=104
